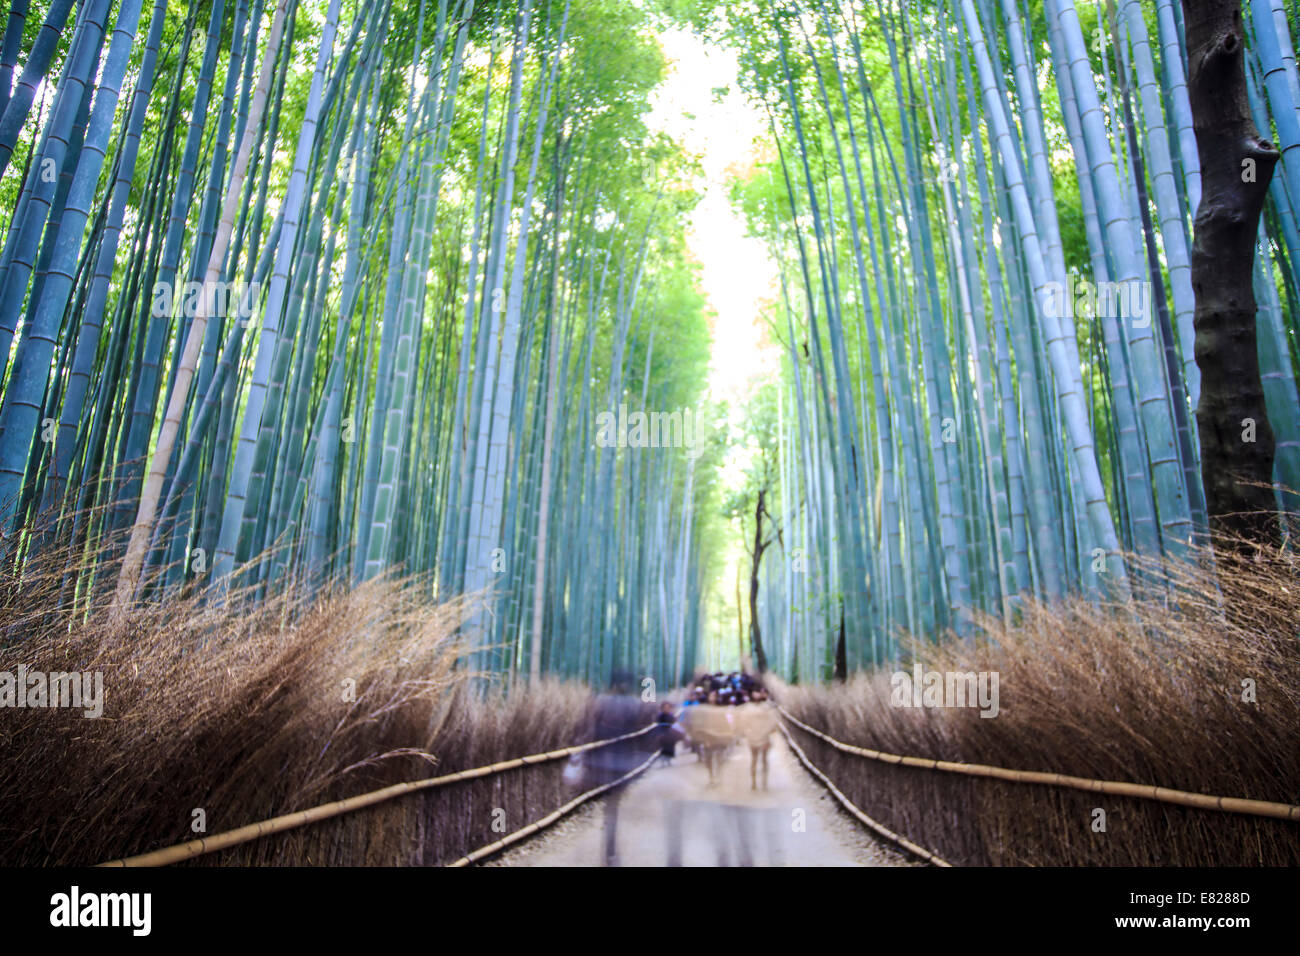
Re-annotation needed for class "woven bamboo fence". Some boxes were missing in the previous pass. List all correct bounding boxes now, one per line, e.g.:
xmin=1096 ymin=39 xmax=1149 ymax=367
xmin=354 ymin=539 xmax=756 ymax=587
xmin=777 ymin=721 xmax=952 ymax=866
xmin=778 ymin=706 xmax=1300 ymax=821
xmin=97 ymin=724 xmax=657 ymax=867
xmin=446 ymin=750 xmax=661 ymax=866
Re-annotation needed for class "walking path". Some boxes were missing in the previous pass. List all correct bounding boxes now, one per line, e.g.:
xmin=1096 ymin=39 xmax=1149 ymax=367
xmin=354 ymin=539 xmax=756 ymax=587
xmin=488 ymin=734 xmax=917 ymax=867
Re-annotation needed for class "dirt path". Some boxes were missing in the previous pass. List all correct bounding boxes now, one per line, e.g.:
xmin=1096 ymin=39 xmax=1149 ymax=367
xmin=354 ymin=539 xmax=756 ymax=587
xmin=488 ymin=733 xmax=918 ymax=867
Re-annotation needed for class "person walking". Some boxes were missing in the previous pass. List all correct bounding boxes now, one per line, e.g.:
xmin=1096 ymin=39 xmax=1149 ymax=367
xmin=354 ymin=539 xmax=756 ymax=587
xmin=585 ymin=670 xmax=643 ymax=866
xmin=654 ymin=701 xmax=681 ymax=766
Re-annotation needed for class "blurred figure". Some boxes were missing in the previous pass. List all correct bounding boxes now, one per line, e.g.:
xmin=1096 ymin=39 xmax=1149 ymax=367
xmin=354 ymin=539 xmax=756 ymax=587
xmin=680 ymin=698 xmax=734 ymax=785
xmin=585 ymin=669 xmax=642 ymax=866
xmin=654 ymin=701 xmax=681 ymax=766
xmin=737 ymin=696 xmax=777 ymax=790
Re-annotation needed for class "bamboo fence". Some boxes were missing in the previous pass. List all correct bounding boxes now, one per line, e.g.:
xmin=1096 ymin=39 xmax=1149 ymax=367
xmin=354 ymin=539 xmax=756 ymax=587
xmin=778 ymin=706 xmax=1300 ymax=821
xmin=97 ymin=724 xmax=657 ymax=867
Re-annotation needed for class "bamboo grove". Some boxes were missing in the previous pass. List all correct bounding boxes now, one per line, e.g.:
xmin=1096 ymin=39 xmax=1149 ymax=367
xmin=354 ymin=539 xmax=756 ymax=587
xmin=704 ymin=0 xmax=1300 ymax=680
xmin=0 ymin=0 xmax=719 ymax=687
xmin=3 ymin=0 xmax=1300 ymax=688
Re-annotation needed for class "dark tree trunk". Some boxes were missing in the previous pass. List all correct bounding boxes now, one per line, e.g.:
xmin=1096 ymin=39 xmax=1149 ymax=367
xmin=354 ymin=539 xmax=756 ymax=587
xmin=1183 ymin=0 xmax=1280 ymax=548
xmin=736 ymin=566 xmax=744 ymax=667
xmin=833 ymin=601 xmax=847 ymax=682
xmin=748 ymin=488 xmax=769 ymax=674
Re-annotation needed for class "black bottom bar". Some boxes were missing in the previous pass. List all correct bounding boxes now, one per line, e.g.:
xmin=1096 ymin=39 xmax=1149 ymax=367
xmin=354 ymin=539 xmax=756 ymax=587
xmin=0 ymin=865 xmax=1284 ymax=943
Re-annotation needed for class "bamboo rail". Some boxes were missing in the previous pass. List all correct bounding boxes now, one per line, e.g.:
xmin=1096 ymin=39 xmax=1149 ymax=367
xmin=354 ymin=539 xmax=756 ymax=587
xmin=97 ymin=724 xmax=657 ymax=867
xmin=778 ymin=720 xmax=952 ymax=866
xmin=778 ymin=706 xmax=1300 ymax=822
xmin=448 ymin=705 xmax=684 ymax=865
xmin=446 ymin=749 xmax=661 ymax=866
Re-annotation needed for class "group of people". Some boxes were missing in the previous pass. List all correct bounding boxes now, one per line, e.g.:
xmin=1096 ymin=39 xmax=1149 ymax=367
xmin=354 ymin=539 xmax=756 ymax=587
xmin=580 ymin=668 xmax=773 ymax=865
xmin=652 ymin=670 xmax=769 ymax=767
xmin=685 ymin=670 xmax=768 ymax=707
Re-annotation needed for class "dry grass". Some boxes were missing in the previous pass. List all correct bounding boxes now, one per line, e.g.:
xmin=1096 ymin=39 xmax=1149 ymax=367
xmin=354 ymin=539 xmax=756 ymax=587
xmin=0 ymin=545 xmax=649 ymax=866
xmin=776 ymin=544 xmax=1300 ymax=866
xmin=7 ymin=526 xmax=1295 ymax=867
